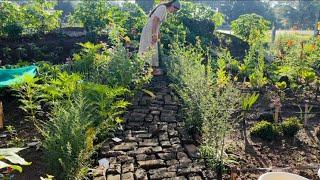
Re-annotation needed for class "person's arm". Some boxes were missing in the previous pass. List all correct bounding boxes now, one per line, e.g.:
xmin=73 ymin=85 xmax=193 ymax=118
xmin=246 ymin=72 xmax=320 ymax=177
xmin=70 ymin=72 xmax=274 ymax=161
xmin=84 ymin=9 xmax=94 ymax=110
xmin=151 ymin=16 xmax=160 ymax=44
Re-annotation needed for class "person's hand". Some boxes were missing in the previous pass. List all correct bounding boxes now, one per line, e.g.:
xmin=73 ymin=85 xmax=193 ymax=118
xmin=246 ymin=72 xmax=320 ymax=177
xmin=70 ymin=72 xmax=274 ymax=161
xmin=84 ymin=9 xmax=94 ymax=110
xmin=151 ymin=34 xmax=158 ymax=44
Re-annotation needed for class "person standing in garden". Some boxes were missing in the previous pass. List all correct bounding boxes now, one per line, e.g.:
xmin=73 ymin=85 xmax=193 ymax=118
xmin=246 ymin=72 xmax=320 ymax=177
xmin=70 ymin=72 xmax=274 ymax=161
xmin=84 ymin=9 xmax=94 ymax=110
xmin=138 ymin=0 xmax=181 ymax=75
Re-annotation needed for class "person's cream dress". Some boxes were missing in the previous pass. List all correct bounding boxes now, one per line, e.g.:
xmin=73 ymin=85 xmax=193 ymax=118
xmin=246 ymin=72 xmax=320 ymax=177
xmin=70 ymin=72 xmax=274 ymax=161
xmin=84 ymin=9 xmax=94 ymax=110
xmin=138 ymin=5 xmax=167 ymax=67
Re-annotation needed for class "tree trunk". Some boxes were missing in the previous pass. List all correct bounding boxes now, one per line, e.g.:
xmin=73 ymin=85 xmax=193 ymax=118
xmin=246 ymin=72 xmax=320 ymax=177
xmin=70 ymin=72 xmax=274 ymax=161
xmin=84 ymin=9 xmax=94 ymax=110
xmin=314 ymin=10 xmax=319 ymax=37
xmin=136 ymin=0 xmax=155 ymax=13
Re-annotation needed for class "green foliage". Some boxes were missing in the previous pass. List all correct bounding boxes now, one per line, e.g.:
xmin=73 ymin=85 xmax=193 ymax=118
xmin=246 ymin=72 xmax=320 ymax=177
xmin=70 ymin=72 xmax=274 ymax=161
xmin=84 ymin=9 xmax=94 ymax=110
xmin=237 ymin=40 xmax=269 ymax=88
xmin=201 ymin=84 xmax=240 ymax=167
xmin=0 ymin=1 xmax=24 ymax=38
xmin=166 ymin=41 xmax=240 ymax=168
xmin=68 ymin=42 xmax=107 ymax=82
xmin=10 ymin=37 xmax=150 ymax=179
xmin=41 ymin=93 xmax=95 ymax=180
xmin=37 ymin=75 xmax=130 ymax=179
xmin=2 ymin=23 xmax=24 ymax=39
xmin=241 ymin=93 xmax=259 ymax=111
xmin=212 ymin=12 xmax=225 ymax=29
xmin=269 ymin=37 xmax=319 ymax=90
xmin=161 ymin=1 xmax=223 ymax=48
xmin=0 ymin=0 xmax=61 ymax=38
xmin=68 ymin=0 xmax=111 ymax=34
xmin=69 ymin=1 xmax=146 ymax=39
xmin=23 ymin=0 xmax=62 ymax=34
xmin=69 ymin=42 xmax=151 ymax=88
xmin=231 ymin=14 xmax=270 ymax=43
xmin=0 ymin=148 xmax=31 ymax=174
xmin=166 ymin=40 xmax=208 ymax=133
xmin=10 ymin=74 xmax=42 ymax=123
xmin=250 ymin=121 xmax=280 ymax=141
xmin=275 ymin=81 xmax=287 ymax=90
xmin=248 ymin=46 xmax=268 ymax=89
xmin=120 ymin=2 xmax=147 ymax=42
xmin=281 ymin=117 xmax=302 ymax=137
xmin=81 ymin=83 xmax=129 ymax=129
xmin=41 ymin=72 xmax=82 ymax=102
xmin=5 ymin=126 xmax=25 ymax=147
xmin=216 ymin=49 xmax=234 ymax=87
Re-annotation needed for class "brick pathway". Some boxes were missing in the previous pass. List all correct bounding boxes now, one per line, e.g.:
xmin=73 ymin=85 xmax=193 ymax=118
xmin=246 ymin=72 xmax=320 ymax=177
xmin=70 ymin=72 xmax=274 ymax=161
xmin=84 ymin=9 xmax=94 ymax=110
xmin=98 ymin=75 xmax=214 ymax=180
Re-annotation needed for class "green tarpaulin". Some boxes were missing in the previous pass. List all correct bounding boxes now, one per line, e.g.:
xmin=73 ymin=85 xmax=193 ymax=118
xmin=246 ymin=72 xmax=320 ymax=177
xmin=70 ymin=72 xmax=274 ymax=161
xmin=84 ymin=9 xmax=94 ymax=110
xmin=0 ymin=65 xmax=37 ymax=88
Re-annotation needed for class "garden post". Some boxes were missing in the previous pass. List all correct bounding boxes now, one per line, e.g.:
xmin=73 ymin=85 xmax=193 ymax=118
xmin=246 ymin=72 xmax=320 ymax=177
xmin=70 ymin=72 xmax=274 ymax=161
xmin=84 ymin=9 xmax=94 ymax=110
xmin=304 ymin=102 xmax=308 ymax=126
xmin=230 ymin=167 xmax=237 ymax=180
xmin=203 ymin=54 xmax=209 ymax=78
xmin=314 ymin=10 xmax=319 ymax=37
xmin=273 ymin=96 xmax=281 ymax=124
xmin=271 ymin=23 xmax=276 ymax=43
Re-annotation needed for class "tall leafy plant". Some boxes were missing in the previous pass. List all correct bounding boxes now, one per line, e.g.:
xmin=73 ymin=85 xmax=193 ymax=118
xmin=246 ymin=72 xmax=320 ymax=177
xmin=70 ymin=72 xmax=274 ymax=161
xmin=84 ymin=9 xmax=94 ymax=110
xmin=10 ymin=75 xmax=43 ymax=124
xmin=241 ymin=92 xmax=259 ymax=150
xmin=200 ymin=84 xmax=240 ymax=179
xmin=41 ymin=93 xmax=95 ymax=180
xmin=166 ymin=40 xmax=208 ymax=133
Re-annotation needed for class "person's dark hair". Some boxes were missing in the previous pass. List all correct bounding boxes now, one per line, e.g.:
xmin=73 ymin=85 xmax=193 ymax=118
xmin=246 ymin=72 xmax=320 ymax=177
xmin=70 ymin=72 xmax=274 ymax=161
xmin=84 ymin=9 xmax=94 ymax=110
xmin=149 ymin=0 xmax=177 ymax=17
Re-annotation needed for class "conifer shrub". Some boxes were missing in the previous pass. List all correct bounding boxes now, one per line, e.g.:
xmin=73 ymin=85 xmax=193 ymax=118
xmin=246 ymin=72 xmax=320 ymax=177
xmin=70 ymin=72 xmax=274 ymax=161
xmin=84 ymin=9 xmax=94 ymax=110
xmin=250 ymin=121 xmax=280 ymax=141
xmin=281 ymin=117 xmax=302 ymax=137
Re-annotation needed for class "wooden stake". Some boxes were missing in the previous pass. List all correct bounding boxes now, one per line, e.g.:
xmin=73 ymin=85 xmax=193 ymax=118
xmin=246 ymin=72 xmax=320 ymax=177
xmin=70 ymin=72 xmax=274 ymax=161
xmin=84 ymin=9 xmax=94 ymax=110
xmin=304 ymin=102 xmax=308 ymax=126
xmin=230 ymin=167 xmax=238 ymax=180
xmin=273 ymin=97 xmax=281 ymax=124
xmin=0 ymin=101 xmax=3 ymax=129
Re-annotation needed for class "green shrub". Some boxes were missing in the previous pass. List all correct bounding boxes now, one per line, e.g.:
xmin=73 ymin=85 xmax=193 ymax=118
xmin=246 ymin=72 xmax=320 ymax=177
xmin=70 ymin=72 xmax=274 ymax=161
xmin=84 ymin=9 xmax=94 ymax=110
xmin=3 ymin=22 xmax=23 ymax=39
xmin=120 ymin=2 xmax=147 ymax=41
xmin=0 ymin=1 xmax=24 ymax=38
xmin=161 ymin=1 xmax=223 ymax=49
xmin=281 ymin=117 xmax=301 ymax=137
xmin=166 ymin=40 xmax=208 ymax=133
xmin=23 ymin=0 xmax=62 ymax=34
xmin=69 ymin=42 xmax=151 ymax=89
xmin=250 ymin=121 xmax=280 ymax=141
xmin=69 ymin=0 xmax=114 ymax=34
xmin=0 ymin=0 xmax=61 ymax=37
xmin=69 ymin=1 xmax=146 ymax=39
xmin=167 ymin=41 xmax=241 ymax=168
xmin=231 ymin=13 xmax=270 ymax=44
